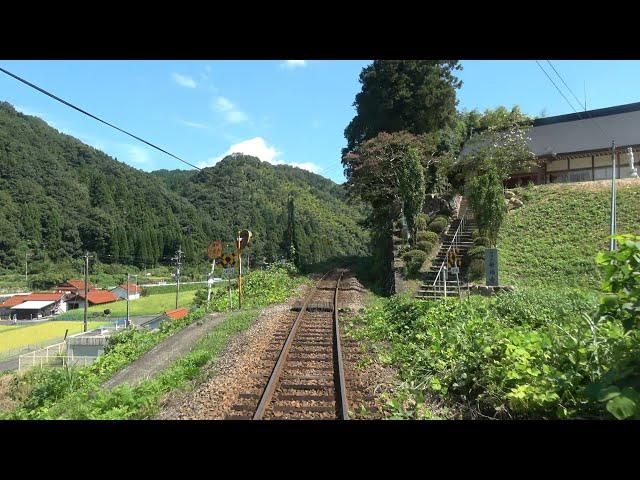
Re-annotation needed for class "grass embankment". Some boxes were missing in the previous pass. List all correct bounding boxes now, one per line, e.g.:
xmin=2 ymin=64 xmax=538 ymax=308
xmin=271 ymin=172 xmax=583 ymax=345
xmin=0 ymin=321 xmax=105 ymax=355
xmin=499 ymin=179 xmax=640 ymax=291
xmin=0 ymin=264 xmax=309 ymax=419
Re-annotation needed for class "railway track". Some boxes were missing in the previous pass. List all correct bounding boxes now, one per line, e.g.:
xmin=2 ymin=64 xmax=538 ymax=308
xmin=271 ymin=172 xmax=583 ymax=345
xmin=226 ymin=269 xmax=353 ymax=420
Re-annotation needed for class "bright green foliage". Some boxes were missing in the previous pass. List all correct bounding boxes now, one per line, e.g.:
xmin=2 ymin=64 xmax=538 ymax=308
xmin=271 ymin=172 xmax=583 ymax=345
xmin=585 ymin=235 xmax=640 ymax=419
xmin=350 ymin=286 xmax=638 ymax=419
xmin=595 ymin=234 xmax=640 ymax=331
xmin=467 ymin=166 xmax=506 ymax=247
xmin=196 ymin=263 xmax=307 ymax=312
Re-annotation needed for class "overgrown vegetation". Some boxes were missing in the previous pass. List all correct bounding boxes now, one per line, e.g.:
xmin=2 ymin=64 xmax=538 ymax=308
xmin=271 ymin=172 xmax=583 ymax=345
xmin=351 ymin=236 xmax=640 ymax=419
xmin=0 ymin=264 xmax=309 ymax=419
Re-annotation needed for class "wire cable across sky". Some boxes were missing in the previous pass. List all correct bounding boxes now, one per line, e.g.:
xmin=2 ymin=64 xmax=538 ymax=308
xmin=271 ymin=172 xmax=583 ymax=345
xmin=0 ymin=66 xmax=202 ymax=171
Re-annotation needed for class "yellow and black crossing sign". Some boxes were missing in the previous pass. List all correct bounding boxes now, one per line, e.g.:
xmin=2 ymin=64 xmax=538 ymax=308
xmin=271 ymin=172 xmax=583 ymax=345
xmin=447 ymin=248 xmax=461 ymax=268
xmin=220 ymin=251 xmax=238 ymax=268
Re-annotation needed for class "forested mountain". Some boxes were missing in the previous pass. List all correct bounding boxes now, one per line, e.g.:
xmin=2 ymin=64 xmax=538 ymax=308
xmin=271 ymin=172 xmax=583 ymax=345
xmin=153 ymin=154 xmax=370 ymax=266
xmin=0 ymin=101 xmax=368 ymax=271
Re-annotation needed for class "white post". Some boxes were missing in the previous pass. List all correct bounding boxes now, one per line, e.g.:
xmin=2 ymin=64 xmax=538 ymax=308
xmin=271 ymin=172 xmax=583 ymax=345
xmin=444 ymin=267 xmax=448 ymax=298
xmin=610 ymin=141 xmax=617 ymax=251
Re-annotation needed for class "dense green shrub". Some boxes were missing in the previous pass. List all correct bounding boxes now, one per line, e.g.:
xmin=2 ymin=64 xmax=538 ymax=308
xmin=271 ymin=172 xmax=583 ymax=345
xmin=466 ymin=245 xmax=486 ymax=260
xmin=349 ymin=286 xmax=636 ymax=419
xmin=432 ymin=215 xmax=450 ymax=224
xmin=416 ymin=231 xmax=439 ymax=244
xmin=416 ymin=241 xmax=435 ymax=254
xmin=473 ymin=236 xmax=491 ymax=247
xmin=468 ymin=258 xmax=485 ymax=280
xmin=402 ymin=250 xmax=427 ymax=275
xmin=472 ymin=229 xmax=481 ymax=239
xmin=428 ymin=218 xmax=447 ymax=234
xmin=415 ymin=214 xmax=429 ymax=232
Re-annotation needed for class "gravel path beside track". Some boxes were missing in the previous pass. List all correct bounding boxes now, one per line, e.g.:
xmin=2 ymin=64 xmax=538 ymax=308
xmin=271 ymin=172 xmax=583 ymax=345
xmin=103 ymin=311 xmax=230 ymax=389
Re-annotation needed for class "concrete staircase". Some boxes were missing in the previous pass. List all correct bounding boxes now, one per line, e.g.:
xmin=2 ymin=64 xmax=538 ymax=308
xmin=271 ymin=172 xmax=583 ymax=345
xmin=416 ymin=215 xmax=477 ymax=301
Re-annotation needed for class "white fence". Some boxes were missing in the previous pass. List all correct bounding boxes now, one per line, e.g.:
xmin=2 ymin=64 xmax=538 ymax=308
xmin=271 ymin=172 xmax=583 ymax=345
xmin=18 ymin=353 xmax=98 ymax=371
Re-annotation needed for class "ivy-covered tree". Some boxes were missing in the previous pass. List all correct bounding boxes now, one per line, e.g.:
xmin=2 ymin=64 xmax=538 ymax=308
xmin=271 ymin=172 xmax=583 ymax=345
xmin=466 ymin=166 xmax=507 ymax=247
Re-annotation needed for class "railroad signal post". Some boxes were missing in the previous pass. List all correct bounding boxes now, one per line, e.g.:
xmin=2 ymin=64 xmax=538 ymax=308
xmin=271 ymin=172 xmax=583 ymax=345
xmin=236 ymin=229 xmax=252 ymax=310
xmin=207 ymin=240 xmax=223 ymax=304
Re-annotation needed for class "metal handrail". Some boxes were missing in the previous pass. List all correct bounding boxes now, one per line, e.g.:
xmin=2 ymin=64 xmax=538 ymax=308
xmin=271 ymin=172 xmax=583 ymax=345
xmin=431 ymin=213 xmax=469 ymax=297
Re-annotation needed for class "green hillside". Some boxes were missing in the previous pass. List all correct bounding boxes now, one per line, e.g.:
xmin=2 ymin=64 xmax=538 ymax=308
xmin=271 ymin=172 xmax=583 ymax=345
xmin=0 ymin=101 xmax=368 ymax=280
xmin=498 ymin=179 xmax=640 ymax=290
xmin=154 ymin=155 xmax=370 ymax=266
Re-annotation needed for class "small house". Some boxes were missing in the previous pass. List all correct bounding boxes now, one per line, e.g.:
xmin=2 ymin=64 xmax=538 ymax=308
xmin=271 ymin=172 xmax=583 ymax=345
xmin=66 ymin=289 xmax=120 ymax=310
xmin=140 ymin=307 xmax=190 ymax=330
xmin=54 ymin=279 xmax=96 ymax=294
xmin=110 ymin=283 xmax=142 ymax=300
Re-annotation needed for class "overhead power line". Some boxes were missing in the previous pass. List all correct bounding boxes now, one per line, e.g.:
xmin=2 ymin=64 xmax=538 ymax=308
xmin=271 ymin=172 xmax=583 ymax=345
xmin=535 ymin=61 xmax=584 ymax=119
xmin=546 ymin=61 xmax=586 ymax=112
xmin=535 ymin=60 xmax=609 ymax=140
xmin=0 ymin=66 xmax=202 ymax=171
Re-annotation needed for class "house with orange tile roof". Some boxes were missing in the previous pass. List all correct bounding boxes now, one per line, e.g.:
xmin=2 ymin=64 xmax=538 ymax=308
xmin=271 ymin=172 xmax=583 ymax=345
xmin=54 ymin=279 xmax=96 ymax=294
xmin=66 ymin=289 xmax=120 ymax=309
xmin=1 ymin=291 xmax=68 ymax=320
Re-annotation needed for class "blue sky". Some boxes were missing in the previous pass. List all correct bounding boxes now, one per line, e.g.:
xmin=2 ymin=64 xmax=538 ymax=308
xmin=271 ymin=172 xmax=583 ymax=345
xmin=1 ymin=60 xmax=639 ymax=183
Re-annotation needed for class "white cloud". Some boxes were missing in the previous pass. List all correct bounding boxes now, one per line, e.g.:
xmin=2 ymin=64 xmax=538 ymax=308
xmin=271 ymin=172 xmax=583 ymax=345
xmin=281 ymin=60 xmax=307 ymax=69
xmin=204 ymin=137 xmax=280 ymax=166
xmin=212 ymin=96 xmax=250 ymax=124
xmin=181 ymin=120 xmax=208 ymax=129
xmin=201 ymin=137 xmax=320 ymax=174
xmin=128 ymin=145 xmax=152 ymax=164
xmin=289 ymin=162 xmax=322 ymax=173
xmin=171 ymin=73 xmax=197 ymax=88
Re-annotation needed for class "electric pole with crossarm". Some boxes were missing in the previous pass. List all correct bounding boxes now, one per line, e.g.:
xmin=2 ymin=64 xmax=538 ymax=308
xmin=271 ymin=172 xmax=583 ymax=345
xmin=172 ymin=246 xmax=183 ymax=310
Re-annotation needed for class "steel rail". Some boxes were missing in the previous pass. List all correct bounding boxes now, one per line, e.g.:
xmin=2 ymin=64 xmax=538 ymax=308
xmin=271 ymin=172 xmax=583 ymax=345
xmin=252 ymin=270 xmax=334 ymax=420
xmin=333 ymin=270 xmax=349 ymax=420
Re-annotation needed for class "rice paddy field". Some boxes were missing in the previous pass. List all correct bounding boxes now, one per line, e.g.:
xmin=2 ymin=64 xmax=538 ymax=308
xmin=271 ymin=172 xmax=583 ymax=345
xmin=0 ymin=321 xmax=104 ymax=356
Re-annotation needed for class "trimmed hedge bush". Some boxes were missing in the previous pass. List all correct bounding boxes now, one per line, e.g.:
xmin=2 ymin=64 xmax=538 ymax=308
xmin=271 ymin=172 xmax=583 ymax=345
xmin=473 ymin=236 xmax=491 ymax=247
xmin=468 ymin=258 xmax=485 ymax=280
xmin=428 ymin=218 xmax=448 ymax=234
xmin=432 ymin=214 xmax=450 ymax=224
xmin=415 ymin=214 xmax=429 ymax=232
xmin=466 ymin=245 xmax=487 ymax=260
xmin=416 ymin=231 xmax=439 ymax=244
xmin=416 ymin=241 xmax=435 ymax=254
xmin=402 ymin=250 xmax=427 ymax=275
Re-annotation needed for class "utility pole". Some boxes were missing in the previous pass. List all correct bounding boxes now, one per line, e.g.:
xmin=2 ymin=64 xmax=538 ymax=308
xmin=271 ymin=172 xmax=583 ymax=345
xmin=610 ymin=141 xmax=617 ymax=252
xmin=126 ymin=273 xmax=137 ymax=328
xmin=126 ymin=273 xmax=130 ymax=328
xmin=83 ymin=251 xmax=90 ymax=333
xmin=172 ymin=246 xmax=183 ymax=309
xmin=25 ymin=251 xmax=29 ymax=283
